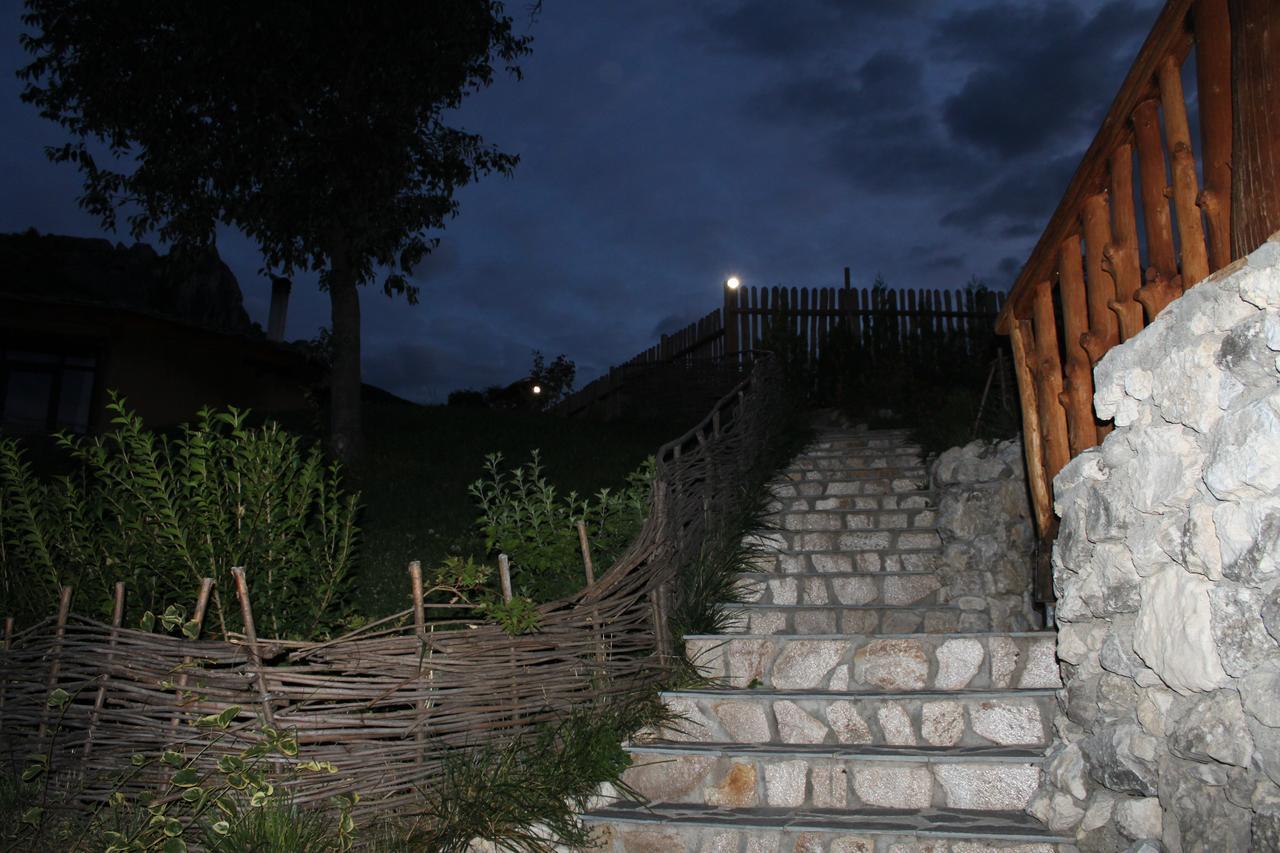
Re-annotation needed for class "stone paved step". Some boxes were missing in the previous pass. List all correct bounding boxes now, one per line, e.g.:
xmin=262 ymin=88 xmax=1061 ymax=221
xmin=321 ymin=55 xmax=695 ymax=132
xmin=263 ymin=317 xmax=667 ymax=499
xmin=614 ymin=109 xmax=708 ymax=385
xmin=683 ymin=633 xmax=1061 ymax=692
xmin=738 ymin=572 xmax=944 ymax=607
xmin=652 ymin=688 xmax=1057 ymax=748
xmin=746 ymin=549 xmax=940 ymax=575
xmin=787 ymin=455 xmax=925 ymax=471
xmin=773 ymin=495 xmax=937 ymax=515
xmin=725 ymin=604 xmax=968 ymax=635
xmin=620 ymin=742 xmax=1045 ymax=812
xmin=772 ymin=476 xmax=932 ymax=497
xmin=771 ymin=481 xmax=935 ymax=505
xmin=780 ymin=469 xmax=930 ymax=487
xmin=582 ymin=803 xmax=1069 ymax=852
xmin=763 ymin=529 xmax=944 ymax=555
xmin=767 ymin=509 xmax=938 ymax=532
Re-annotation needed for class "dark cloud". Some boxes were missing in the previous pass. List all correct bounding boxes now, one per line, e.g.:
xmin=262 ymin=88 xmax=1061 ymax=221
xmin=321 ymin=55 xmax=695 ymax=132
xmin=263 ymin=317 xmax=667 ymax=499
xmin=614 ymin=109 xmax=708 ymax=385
xmin=936 ymin=1 xmax=1160 ymax=157
xmin=0 ymin=0 xmax=1162 ymax=401
xmin=939 ymin=151 xmax=1082 ymax=235
xmin=693 ymin=0 xmax=925 ymax=60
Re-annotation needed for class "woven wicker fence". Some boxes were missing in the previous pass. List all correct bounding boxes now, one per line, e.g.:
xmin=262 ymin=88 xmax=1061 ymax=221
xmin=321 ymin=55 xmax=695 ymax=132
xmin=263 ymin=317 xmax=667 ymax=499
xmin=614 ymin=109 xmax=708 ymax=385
xmin=0 ymin=353 xmax=787 ymax=820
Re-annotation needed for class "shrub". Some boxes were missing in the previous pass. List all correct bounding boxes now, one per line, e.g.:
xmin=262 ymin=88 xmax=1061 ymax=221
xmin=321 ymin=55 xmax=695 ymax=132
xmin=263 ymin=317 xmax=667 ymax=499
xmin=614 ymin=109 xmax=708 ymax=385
xmin=468 ymin=451 xmax=652 ymax=602
xmin=0 ymin=397 xmax=360 ymax=637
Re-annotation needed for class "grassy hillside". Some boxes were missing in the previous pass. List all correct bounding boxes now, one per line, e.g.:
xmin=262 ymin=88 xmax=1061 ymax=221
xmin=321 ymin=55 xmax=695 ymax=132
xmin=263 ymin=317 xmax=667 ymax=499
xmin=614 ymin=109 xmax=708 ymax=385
xmin=351 ymin=400 xmax=685 ymax=617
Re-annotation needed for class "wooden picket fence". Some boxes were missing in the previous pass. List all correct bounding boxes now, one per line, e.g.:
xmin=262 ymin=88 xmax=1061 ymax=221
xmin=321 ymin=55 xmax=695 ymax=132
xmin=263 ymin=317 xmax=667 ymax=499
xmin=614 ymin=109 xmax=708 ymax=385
xmin=557 ymin=281 xmax=1004 ymax=420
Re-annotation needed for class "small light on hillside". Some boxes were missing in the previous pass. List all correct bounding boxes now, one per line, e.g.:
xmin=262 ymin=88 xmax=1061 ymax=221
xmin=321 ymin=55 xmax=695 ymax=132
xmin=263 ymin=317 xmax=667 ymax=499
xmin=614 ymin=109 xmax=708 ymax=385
xmin=726 ymin=276 xmax=741 ymax=290
xmin=531 ymin=384 xmax=543 ymax=395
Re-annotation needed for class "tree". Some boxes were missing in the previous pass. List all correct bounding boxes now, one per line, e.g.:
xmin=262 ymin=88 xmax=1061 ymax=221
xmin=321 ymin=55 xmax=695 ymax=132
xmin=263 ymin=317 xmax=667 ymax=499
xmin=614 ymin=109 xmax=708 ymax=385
xmin=18 ymin=2 xmax=532 ymax=467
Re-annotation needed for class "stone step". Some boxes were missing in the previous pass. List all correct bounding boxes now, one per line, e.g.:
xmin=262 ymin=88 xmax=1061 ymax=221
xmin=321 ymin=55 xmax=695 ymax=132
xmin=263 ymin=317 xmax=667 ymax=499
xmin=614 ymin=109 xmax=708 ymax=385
xmin=683 ymin=633 xmax=1060 ymax=692
xmin=619 ymin=742 xmax=1045 ymax=813
xmin=724 ymin=604 xmax=970 ymax=635
xmin=737 ymin=572 xmax=945 ymax=607
xmin=762 ymin=529 xmax=943 ymax=555
xmin=766 ymin=509 xmax=939 ymax=532
xmin=774 ymin=474 xmax=931 ymax=494
xmin=773 ymin=495 xmax=938 ymax=515
xmin=780 ymin=467 xmax=929 ymax=484
xmin=653 ymin=688 xmax=1057 ymax=748
xmin=770 ymin=482 xmax=936 ymax=506
xmin=581 ymin=803 xmax=1069 ymax=852
xmin=783 ymin=455 xmax=926 ymax=468
xmin=745 ymin=548 xmax=940 ymax=575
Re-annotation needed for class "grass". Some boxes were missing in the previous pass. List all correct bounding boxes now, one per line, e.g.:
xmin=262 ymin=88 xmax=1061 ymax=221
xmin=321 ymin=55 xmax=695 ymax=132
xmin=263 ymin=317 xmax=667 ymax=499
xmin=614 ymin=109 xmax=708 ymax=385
xmin=349 ymin=399 xmax=688 ymax=618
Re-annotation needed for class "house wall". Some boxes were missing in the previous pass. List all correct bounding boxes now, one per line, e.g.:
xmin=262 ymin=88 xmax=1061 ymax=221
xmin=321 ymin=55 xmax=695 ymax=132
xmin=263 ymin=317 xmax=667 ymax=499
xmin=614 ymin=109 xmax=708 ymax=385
xmin=1030 ymin=233 xmax=1280 ymax=851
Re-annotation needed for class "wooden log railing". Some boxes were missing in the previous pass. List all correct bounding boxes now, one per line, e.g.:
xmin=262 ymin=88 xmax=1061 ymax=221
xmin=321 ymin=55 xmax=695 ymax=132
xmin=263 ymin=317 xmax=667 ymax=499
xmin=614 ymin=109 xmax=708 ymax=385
xmin=996 ymin=0 xmax=1280 ymax=598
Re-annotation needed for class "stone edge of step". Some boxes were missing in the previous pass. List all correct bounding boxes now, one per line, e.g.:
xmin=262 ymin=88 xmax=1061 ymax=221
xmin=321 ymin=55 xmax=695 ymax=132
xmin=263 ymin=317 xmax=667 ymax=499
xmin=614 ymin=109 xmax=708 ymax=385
xmin=577 ymin=803 xmax=1073 ymax=844
xmin=681 ymin=630 xmax=1057 ymax=642
xmin=622 ymin=741 xmax=1049 ymax=763
xmin=658 ymin=687 xmax=1059 ymax=701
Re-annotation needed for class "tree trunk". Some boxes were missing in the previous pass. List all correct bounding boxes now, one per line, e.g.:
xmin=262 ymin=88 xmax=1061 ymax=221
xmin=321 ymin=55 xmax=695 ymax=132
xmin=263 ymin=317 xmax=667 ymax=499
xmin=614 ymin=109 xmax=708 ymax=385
xmin=327 ymin=247 xmax=365 ymax=473
xmin=1230 ymin=0 xmax=1280 ymax=259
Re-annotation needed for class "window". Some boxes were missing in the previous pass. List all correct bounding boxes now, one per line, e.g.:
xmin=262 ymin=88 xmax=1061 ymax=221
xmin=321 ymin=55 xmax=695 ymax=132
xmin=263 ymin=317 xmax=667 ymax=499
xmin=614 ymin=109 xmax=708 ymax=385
xmin=1 ymin=346 xmax=99 ymax=434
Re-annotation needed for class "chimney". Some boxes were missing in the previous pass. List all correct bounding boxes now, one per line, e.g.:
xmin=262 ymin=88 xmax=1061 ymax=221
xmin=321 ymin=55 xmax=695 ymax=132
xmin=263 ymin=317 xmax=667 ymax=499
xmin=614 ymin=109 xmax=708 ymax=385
xmin=267 ymin=275 xmax=291 ymax=342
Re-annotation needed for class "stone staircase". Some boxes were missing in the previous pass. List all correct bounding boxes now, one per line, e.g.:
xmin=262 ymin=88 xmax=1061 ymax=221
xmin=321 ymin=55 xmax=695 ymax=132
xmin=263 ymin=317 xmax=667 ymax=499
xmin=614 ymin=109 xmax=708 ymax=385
xmin=582 ymin=426 xmax=1069 ymax=852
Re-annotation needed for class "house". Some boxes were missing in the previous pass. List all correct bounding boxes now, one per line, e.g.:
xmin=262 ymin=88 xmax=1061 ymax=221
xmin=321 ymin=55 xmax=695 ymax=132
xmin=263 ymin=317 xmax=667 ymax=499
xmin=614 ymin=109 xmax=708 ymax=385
xmin=0 ymin=230 xmax=318 ymax=435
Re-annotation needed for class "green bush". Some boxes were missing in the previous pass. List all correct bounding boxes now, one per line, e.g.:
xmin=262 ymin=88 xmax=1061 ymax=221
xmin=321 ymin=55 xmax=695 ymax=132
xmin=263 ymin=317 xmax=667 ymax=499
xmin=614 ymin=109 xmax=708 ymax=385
xmin=468 ymin=451 xmax=653 ymax=602
xmin=0 ymin=397 xmax=360 ymax=637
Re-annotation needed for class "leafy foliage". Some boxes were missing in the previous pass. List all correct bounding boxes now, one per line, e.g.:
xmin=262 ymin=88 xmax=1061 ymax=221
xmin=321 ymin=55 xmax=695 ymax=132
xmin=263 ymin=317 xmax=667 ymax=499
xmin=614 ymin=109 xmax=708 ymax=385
xmin=0 ymin=397 xmax=360 ymax=637
xmin=468 ymin=451 xmax=653 ymax=601
xmin=527 ymin=351 xmax=576 ymax=408
xmin=410 ymin=696 xmax=666 ymax=853
xmin=7 ymin=691 xmax=357 ymax=852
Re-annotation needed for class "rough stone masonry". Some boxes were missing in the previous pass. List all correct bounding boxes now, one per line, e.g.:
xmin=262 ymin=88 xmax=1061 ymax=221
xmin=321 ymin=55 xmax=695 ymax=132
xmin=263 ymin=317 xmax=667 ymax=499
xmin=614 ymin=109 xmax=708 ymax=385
xmin=1030 ymin=233 xmax=1280 ymax=852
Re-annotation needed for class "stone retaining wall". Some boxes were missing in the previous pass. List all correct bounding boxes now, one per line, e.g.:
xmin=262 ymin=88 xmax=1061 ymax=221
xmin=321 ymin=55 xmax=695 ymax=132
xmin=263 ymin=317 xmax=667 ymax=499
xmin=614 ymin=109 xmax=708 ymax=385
xmin=1030 ymin=234 xmax=1280 ymax=851
xmin=932 ymin=437 xmax=1041 ymax=632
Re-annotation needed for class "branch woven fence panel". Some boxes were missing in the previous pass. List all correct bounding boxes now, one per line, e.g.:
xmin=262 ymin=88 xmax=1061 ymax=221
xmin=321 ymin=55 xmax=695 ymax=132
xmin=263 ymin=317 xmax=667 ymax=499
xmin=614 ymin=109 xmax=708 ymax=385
xmin=0 ymin=353 xmax=787 ymax=819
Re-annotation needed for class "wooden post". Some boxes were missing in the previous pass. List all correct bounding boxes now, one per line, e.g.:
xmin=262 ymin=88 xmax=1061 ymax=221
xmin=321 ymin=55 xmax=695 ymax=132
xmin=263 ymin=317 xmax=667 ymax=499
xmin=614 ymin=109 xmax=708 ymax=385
xmin=1008 ymin=315 xmax=1049 ymax=535
xmin=724 ymin=283 xmax=739 ymax=363
xmin=575 ymin=521 xmax=596 ymax=587
xmin=1081 ymin=195 xmax=1121 ymax=363
xmin=1032 ymin=282 xmax=1072 ymax=482
xmin=231 ymin=567 xmax=275 ymax=728
xmin=1229 ymin=0 xmax=1280 ymax=259
xmin=1105 ymin=144 xmax=1148 ymax=336
xmin=1058 ymin=237 xmax=1100 ymax=456
xmin=1158 ymin=55 xmax=1211 ymax=289
xmin=1195 ymin=0 xmax=1233 ymax=269
xmin=38 ymin=586 xmax=73 ymax=741
xmin=83 ymin=583 xmax=126 ymax=763
xmin=1133 ymin=98 xmax=1179 ymax=287
xmin=408 ymin=561 xmax=428 ymax=769
xmin=498 ymin=554 xmax=513 ymax=604
xmin=0 ymin=617 xmax=13 ymax=736
xmin=168 ymin=577 xmax=216 ymax=738
xmin=649 ymin=587 xmax=668 ymax=658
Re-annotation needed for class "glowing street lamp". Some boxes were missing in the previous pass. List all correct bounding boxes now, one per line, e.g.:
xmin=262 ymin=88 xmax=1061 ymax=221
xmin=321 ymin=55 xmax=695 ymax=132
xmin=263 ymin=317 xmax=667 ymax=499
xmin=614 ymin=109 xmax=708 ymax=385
xmin=531 ymin=384 xmax=543 ymax=395
xmin=725 ymin=276 xmax=741 ymax=290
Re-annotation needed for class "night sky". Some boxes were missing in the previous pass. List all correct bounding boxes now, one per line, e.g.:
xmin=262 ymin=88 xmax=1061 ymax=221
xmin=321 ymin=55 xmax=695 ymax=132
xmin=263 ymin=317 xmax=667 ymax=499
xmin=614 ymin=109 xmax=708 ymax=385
xmin=0 ymin=1 xmax=1162 ymax=402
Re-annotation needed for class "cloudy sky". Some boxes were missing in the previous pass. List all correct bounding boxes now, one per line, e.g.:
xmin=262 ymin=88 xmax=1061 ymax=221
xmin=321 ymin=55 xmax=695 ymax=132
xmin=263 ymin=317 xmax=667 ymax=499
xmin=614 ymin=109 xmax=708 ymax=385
xmin=0 ymin=0 xmax=1162 ymax=401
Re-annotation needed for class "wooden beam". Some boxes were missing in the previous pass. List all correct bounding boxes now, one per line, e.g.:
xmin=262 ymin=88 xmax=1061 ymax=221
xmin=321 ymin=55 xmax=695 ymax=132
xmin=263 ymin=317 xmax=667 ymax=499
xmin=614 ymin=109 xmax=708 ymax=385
xmin=1011 ymin=315 xmax=1054 ymax=537
xmin=1194 ymin=0 xmax=1233 ymax=269
xmin=1134 ymin=97 xmax=1185 ymax=318
xmin=1058 ymin=236 xmax=1101 ymax=456
xmin=1031 ymin=281 xmax=1072 ymax=482
xmin=1080 ymin=194 xmax=1121 ymax=362
xmin=1229 ymin=0 xmax=1280 ymax=259
xmin=1105 ymin=144 xmax=1148 ymax=336
xmin=1158 ymin=55 xmax=1211 ymax=288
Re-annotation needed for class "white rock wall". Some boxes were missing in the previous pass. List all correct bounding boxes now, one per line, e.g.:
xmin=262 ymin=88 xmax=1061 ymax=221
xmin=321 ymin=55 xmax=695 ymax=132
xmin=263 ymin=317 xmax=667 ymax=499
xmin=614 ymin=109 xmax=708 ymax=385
xmin=932 ymin=438 xmax=1040 ymax=632
xmin=1031 ymin=234 xmax=1280 ymax=852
